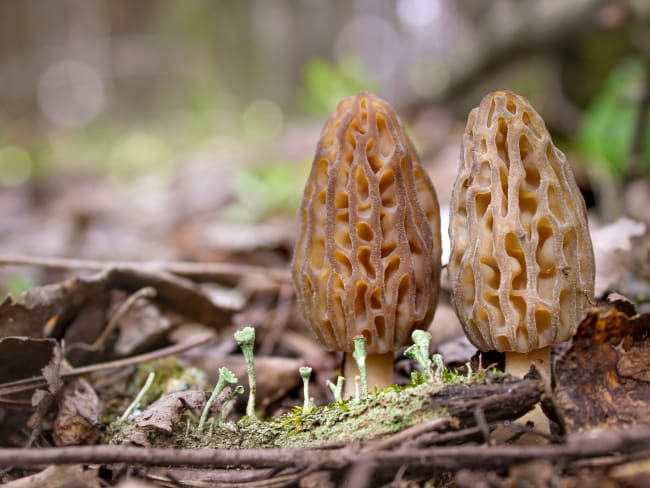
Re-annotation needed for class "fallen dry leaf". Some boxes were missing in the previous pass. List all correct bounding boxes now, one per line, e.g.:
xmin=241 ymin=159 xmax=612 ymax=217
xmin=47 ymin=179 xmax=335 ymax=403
xmin=0 ymin=280 xmax=81 ymax=338
xmin=53 ymin=378 xmax=101 ymax=446
xmin=0 ymin=268 xmax=239 ymax=343
xmin=555 ymin=304 xmax=650 ymax=431
xmin=114 ymin=478 xmax=159 ymax=488
xmin=26 ymin=342 xmax=64 ymax=445
xmin=114 ymin=295 xmax=172 ymax=356
xmin=591 ymin=217 xmax=646 ymax=297
xmin=2 ymin=464 xmax=101 ymax=488
xmin=0 ymin=337 xmax=60 ymax=384
xmin=609 ymin=457 xmax=650 ymax=485
xmin=135 ymin=390 xmax=206 ymax=433
xmin=41 ymin=339 xmax=63 ymax=395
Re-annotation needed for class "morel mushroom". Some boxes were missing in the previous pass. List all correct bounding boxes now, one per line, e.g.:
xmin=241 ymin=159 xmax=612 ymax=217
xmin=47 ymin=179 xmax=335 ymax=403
xmin=449 ymin=90 xmax=595 ymax=430
xmin=292 ymin=92 xmax=442 ymax=397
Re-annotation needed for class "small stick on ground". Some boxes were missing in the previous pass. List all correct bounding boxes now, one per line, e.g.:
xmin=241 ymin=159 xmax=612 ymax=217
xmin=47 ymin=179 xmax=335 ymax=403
xmin=66 ymin=287 xmax=156 ymax=354
xmin=0 ymin=427 xmax=648 ymax=470
xmin=0 ymin=254 xmax=290 ymax=282
xmin=0 ymin=334 xmax=212 ymax=397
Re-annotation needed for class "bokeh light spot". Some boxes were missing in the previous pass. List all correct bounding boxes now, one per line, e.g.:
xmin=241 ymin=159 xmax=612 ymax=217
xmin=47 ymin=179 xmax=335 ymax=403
xmin=409 ymin=57 xmax=450 ymax=98
xmin=242 ymin=99 xmax=284 ymax=140
xmin=37 ymin=60 xmax=106 ymax=128
xmin=109 ymin=132 xmax=173 ymax=176
xmin=397 ymin=0 xmax=442 ymax=28
xmin=0 ymin=146 xmax=33 ymax=186
xmin=335 ymin=16 xmax=400 ymax=81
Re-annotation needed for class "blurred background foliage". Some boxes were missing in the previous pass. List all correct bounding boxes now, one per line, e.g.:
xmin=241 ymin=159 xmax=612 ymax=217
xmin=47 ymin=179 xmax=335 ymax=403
xmin=0 ymin=0 xmax=648 ymax=222
xmin=579 ymin=56 xmax=650 ymax=176
xmin=299 ymin=57 xmax=378 ymax=116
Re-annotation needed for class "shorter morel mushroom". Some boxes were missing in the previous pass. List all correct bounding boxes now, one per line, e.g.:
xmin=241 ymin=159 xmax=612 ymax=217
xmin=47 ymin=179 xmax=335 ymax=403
xmin=291 ymin=92 xmax=442 ymax=398
xmin=448 ymin=90 xmax=595 ymax=433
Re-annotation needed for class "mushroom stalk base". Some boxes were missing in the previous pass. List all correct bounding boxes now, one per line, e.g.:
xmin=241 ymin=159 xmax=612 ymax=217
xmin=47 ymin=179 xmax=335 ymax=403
xmin=343 ymin=352 xmax=393 ymax=399
xmin=504 ymin=346 xmax=551 ymax=440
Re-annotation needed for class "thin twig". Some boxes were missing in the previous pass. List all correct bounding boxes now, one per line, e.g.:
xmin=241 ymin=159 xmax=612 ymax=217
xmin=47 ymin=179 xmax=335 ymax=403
xmin=231 ymin=471 xmax=306 ymax=488
xmin=148 ymin=466 xmax=285 ymax=485
xmin=0 ymin=334 xmax=213 ymax=397
xmin=473 ymin=407 xmax=491 ymax=444
xmin=567 ymin=450 xmax=650 ymax=471
xmin=0 ymin=427 xmax=648 ymax=469
xmin=343 ymin=460 xmax=376 ymax=488
xmin=0 ymin=397 xmax=31 ymax=406
xmin=259 ymin=284 xmax=294 ymax=356
xmin=390 ymin=464 xmax=408 ymax=488
xmin=362 ymin=417 xmax=454 ymax=453
xmin=0 ymin=254 xmax=291 ymax=282
xmin=414 ymin=425 xmax=483 ymax=448
xmin=496 ymin=420 xmax=554 ymax=444
xmin=65 ymin=287 xmax=157 ymax=354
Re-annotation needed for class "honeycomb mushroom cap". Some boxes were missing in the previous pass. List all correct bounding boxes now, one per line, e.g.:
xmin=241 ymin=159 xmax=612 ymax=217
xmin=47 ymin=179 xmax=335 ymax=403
xmin=292 ymin=92 xmax=442 ymax=355
xmin=448 ymin=90 xmax=595 ymax=353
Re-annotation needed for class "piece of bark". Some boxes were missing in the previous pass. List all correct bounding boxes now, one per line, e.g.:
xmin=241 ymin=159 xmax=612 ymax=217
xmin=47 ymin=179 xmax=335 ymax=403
xmin=555 ymin=307 xmax=650 ymax=431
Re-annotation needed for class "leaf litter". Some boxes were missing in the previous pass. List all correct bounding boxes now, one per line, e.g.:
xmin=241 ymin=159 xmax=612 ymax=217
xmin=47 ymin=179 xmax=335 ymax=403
xmin=0 ymin=158 xmax=649 ymax=487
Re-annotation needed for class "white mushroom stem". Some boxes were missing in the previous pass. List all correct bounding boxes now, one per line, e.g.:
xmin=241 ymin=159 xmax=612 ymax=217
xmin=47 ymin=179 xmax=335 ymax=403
xmin=343 ymin=352 xmax=393 ymax=399
xmin=505 ymin=345 xmax=552 ymax=437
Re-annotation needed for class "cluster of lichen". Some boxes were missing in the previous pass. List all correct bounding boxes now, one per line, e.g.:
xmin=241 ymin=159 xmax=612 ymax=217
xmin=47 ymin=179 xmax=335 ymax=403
xmin=114 ymin=327 xmax=257 ymax=436
xmin=110 ymin=326 xmax=500 ymax=449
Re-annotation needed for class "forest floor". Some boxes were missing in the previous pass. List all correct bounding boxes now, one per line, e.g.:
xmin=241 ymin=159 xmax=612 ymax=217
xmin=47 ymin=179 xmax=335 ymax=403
xmin=0 ymin=127 xmax=649 ymax=487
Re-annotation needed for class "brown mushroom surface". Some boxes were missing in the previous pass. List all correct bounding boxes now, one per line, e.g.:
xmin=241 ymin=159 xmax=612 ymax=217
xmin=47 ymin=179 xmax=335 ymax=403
xmin=449 ymin=90 xmax=595 ymax=435
xmin=292 ymin=92 xmax=441 ymax=396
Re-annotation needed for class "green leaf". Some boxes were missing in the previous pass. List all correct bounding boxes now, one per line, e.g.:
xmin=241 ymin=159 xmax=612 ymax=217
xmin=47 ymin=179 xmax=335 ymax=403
xmin=299 ymin=57 xmax=377 ymax=116
xmin=578 ymin=57 xmax=650 ymax=177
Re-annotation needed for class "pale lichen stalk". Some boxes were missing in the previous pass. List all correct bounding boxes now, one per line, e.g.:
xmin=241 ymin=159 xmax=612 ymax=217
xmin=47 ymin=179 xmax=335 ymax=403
xmin=299 ymin=366 xmax=313 ymax=415
xmin=234 ymin=326 xmax=258 ymax=419
xmin=404 ymin=330 xmax=433 ymax=381
xmin=432 ymin=354 xmax=445 ymax=383
xmin=352 ymin=337 xmax=368 ymax=400
xmin=197 ymin=366 xmax=237 ymax=434
xmin=326 ymin=376 xmax=345 ymax=403
xmin=213 ymin=384 xmax=244 ymax=432
xmin=119 ymin=371 xmax=155 ymax=422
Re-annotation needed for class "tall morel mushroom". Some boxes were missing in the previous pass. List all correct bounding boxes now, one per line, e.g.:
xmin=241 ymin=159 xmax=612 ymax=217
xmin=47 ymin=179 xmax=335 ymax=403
xmin=449 ymin=90 xmax=595 ymax=429
xmin=292 ymin=92 xmax=442 ymax=397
